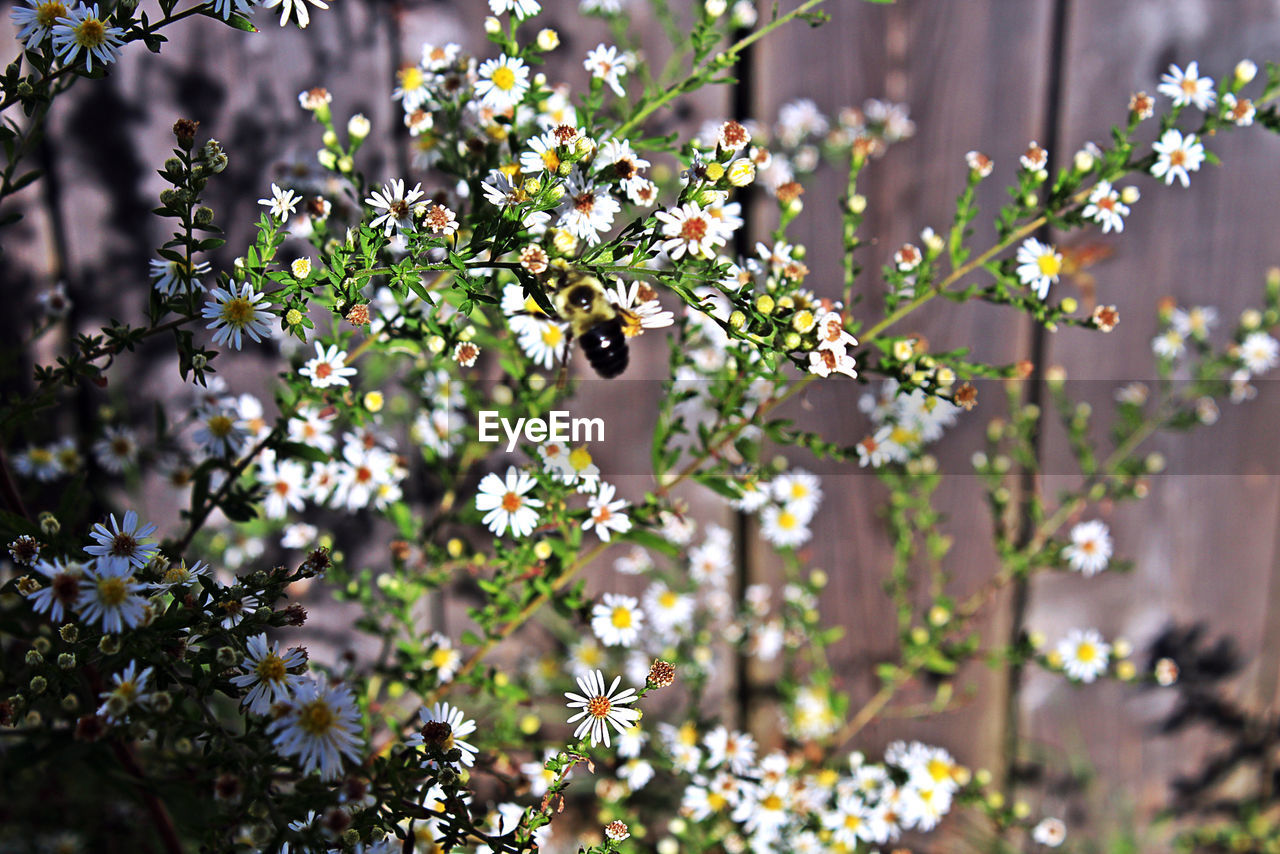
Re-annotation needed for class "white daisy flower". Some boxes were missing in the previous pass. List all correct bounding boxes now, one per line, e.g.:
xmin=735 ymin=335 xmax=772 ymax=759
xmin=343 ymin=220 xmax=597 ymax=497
xmin=1157 ymin=61 xmax=1215 ymax=111
xmin=1222 ymin=92 xmax=1256 ymax=127
xmin=1062 ymin=520 xmax=1112 ymax=576
xmin=260 ymin=0 xmax=328 ymax=27
xmin=1056 ymin=628 xmax=1111 ymax=683
xmin=489 ymin=0 xmax=540 ymax=18
xmin=1014 ymin=238 xmax=1062 ymax=300
xmin=268 ymin=676 xmax=363 ymax=781
xmin=517 ymin=318 xmax=569 ymax=369
xmin=1082 ymin=180 xmax=1130 ymax=234
xmin=77 ymin=559 xmax=147 ymax=633
xmin=564 ymin=669 xmax=640 ymax=748
xmin=704 ymin=725 xmax=757 ymax=774
xmin=150 ymin=257 xmax=211 ymax=296
xmin=288 ymin=405 xmax=336 ymax=453
xmin=520 ymin=131 xmax=565 ymax=176
xmin=655 ymin=203 xmax=726 ymax=261
xmin=259 ymin=457 xmax=307 ymax=519
xmin=151 ymin=558 xmax=211 ymax=592
xmin=583 ymin=482 xmax=632 ymax=542
xmin=1152 ymin=328 xmax=1186 ymax=360
xmin=606 ymin=280 xmax=674 ymax=337
xmin=366 ymin=179 xmax=426 ymax=236
xmin=258 ymin=183 xmax=301 ymax=220
xmin=203 ymin=281 xmax=273 ymax=350
xmin=230 ymin=635 xmax=308 ymax=715
xmin=474 ymin=466 xmax=544 ymax=537
xmin=643 ymin=582 xmax=694 ymax=632
xmin=11 ymin=0 xmax=70 ymax=46
xmin=591 ymin=592 xmax=644 ymax=647
xmin=760 ymin=503 xmax=811 ymax=548
xmin=424 ymin=632 xmax=462 ymax=682
xmin=213 ymin=592 xmax=259 ymax=630
xmin=93 ymin=425 xmax=139 ymax=473
xmin=13 ymin=443 xmax=61 ymax=481
xmin=1240 ymin=331 xmax=1279 ymax=375
xmin=300 ymin=341 xmax=358 ymax=389
xmin=24 ymin=558 xmax=83 ymax=621
xmin=193 ymin=404 xmax=249 ymax=458
xmin=1150 ymin=128 xmax=1205 ymax=188
xmin=97 ymin=660 xmax=153 ymax=722
xmin=475 ymin=53 xmax=531 ymax=111
xmin=558 ymin=445 xmax=601 ymax=493
xmin=409 ymin=701 xmax=480 ymax=767
xmin=557 ymin=174 xmax=621 ymax=245
xmin=51 ymin=4 xmax=123 ymax=71
xmin=86 ymin=510 xmax=159 ymax=571
xmin=584 ymin=43 xmax=629 ymax=97
xmin=210 ymin=0 xmax=256 ymax=21
xmin=1033 ymin=817 xmax=1067 ymax=847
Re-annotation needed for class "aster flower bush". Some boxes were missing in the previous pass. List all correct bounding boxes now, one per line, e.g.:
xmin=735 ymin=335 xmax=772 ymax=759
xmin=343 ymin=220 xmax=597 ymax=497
xmin=4 ymin=0 xmax=1280 ymax=851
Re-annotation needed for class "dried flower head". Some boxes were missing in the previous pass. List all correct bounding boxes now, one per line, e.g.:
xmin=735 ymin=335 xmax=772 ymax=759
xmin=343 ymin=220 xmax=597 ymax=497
xmin=647 ymin=659 xmax=675 ymax=688
xmin=604 ymin=820 xmax=630 ymax=841
xmin=345 ymin=303 xmax=371 ymax=327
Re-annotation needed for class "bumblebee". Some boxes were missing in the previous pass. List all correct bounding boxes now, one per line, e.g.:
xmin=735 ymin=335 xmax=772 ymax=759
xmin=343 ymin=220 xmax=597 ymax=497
xmin=549 ymin=268 xmax=629 ymax=379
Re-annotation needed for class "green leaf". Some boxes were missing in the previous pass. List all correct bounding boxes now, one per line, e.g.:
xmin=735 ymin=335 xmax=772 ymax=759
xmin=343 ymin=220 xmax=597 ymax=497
xmin=277 ymin=441 xmax=330 ymax=464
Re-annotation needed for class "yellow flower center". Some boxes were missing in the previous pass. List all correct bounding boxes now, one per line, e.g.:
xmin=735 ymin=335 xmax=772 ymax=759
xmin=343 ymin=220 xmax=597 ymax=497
xmin=1076 ymin=642 xmax=1097 ymax=663
xmin=298 ymin=699 xmax=336 ymax=735
xmin=220 ymin=297 xmax=254 ymax=326
xmin=776 ymin=510 xmax=797 ymax=530
xmin=540 ymin=149 xmax=561 ymax=172
xmin=568 ymin=447 xmax=593 ymax=472
xmin=491 ymin=66 xmax=517 ymax=91
xmin=207 ymin=414 xmax=234 ymax=438
xmin=255 ymin=652 xmax=287 ymax=683
xmin=98 ymin=576 xmax=128 ymax=606
xmin=542 ymin=324 xmax=563 ymax=347
xmin=927 ymin=757 xmax=951 ymax=782
xmin=74 ymin=16 xmax=106 ymax=49
xmin=1036 ymin=254 xmax=1061 ymax=277
xmin=399 ymin=66 xmax=424 ymax=90
xmin=761 ymin=794 xmax=783 ymax=811
xmin=37 ymin=1 xmax=67 ymax=26
xmin=501 ymin=491 xmax=523 ymax=512
xmin=659 ymin=591 xmax=678 ymax=609
xmin=707 ymin=792 xmax=727 ymax=811
xmin=430 ymin=648 xmax=455 ymax=669
xmin=586 ymin=695 xmax=612 ymax=719
xmin=30 ymin=448 xmax=54 ymax=464
xmin=610 ymin=606 xmax=632 ymax=629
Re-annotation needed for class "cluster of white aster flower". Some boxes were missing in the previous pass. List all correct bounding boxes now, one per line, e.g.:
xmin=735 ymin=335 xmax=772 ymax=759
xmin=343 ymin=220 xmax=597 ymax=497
xmin=856 ymin=379 xmax=961 ymax=468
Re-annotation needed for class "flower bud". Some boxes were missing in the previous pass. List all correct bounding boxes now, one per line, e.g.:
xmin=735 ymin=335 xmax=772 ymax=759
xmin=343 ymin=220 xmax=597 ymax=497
xmin=1073 ymin=150 xmax=1095 ymax=172
xmin=1120 ymin=185 xmax=1140 ymax=205
xmin=98 ymin=636 xmax=121 ymax=655
xmin=1235 ymin=59 xmax=1258 ymax=85
xmin=58 ymin=653 xmax=75 ymax=670
xmin=728 ymin=310 xmax=746 ymax=329
xmin=1060 ymin=296 xmax=1078 ymax=314
xmin=705 ymin=0 xmax=727 ymax=16
xmin=726 ymin=158 xmax=755 ymax=186
xmin=216 ymin=646 xmax=238 ymax=668
xmin=755 ymin=294 xmax=775 ymax=315
xmin=484 ymin=15 xmax=501 ymax=33
xmin=347 ymin=113 xmax=371 ymax=141
xmin=38 ymin=512 xmax=59 ymax=537
xmin=537 ymin=28 xmax=560 ymax=51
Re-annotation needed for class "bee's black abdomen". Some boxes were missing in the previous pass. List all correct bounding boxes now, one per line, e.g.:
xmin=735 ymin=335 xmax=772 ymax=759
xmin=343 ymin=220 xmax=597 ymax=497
xmin=579 ymin=318 xmax=629 ymax=378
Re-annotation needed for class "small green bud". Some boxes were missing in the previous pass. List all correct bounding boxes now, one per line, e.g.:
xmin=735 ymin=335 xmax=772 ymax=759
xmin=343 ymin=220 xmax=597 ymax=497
xmin=57 ymin=653 xmax=75 ymax=670
xmin=25 ymin=650 xmax=43 ymax=667
xmin=29 ymin=676 xmax=46 ymax=694
xmin=59 ymin=625 xmax=77 ymax=643
xmin=164 ymin=157 xmax=183 ymax=175
xmin=61 ymin=693 xmax=79 ymax=712
xmin=33 ymin=637 xmax=51 ymax=655
xmin=37 ymin=512 xmax=59 ymax=536
xmin=755 ymin=294 xmax=775 ymax=315
xmin=216 ymin=646 xmax=238 ymax=668
xmin=194 ymin=207 xmax=215 ymax=226
xmin=728 ymin=310 xmax=746 ymax=330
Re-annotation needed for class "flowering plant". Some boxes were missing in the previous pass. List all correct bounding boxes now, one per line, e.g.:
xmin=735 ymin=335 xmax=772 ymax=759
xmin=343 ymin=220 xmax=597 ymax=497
xmin=3 ymin=0 xmax=1280 ymax=852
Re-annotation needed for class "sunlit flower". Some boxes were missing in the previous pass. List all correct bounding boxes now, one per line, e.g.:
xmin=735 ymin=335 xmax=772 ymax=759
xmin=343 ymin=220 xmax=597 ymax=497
xmin=230 ymin=635 xmax=308 ymax=715
xmin=655 ymin=202 xmax=726 ymax=261
xmin=591 ymin=592 xmax=644 ymax=647
xmin=557 ymin=174 xmax=621 ymax=245
xmin=1222 ymin=92 xmax=1256 ymax=127
xmin=489 ymin=0 xmax=540 ymax=18
xmin=761 ymin=503 xmax=812 ymax=547
xmin=51 ymin=4 xmax=123 ymax=71
xmin=1014 ymin=237 xmax=1062 ymax=300
xmin=1157 ymin=61 xmax=1215 ymax=111
xmin=11 ymin=0 xmax=70 ymax=46
xmin=300 ymin=341 xmax=358 ymax=389
xmin=258 ymin=183 xmax=301 ymax=220
xmin=584 ymin=43 xmax=629 ymax=97
xmin=202 ymin=281 xmax=273 ymax=351
xmin=268 ymin=676 xmax=363 ymax=781
xmin=476 ymin=53 xmax=531 ymax=111
xmin=564 ymin=669 xmax=640 ymax=748
xmin=1056 ymin=628 xmax=1111 ymax=683
xmin=1082 ymin=181 xmax=1130 ymax=233
xmin=475 ymin=466 xmax=543 ymax=537
xmin=583 ymin=482 xmax=632 ymax=542
xmin=1062 ymin=520 xmax=1112 ymax=576
xmin=1150 ymin=128 xmax=1205 ymax=188
xmin=366 ymin=179 xmax=426 ymax=236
